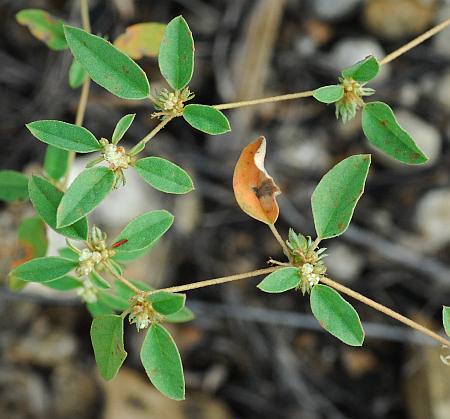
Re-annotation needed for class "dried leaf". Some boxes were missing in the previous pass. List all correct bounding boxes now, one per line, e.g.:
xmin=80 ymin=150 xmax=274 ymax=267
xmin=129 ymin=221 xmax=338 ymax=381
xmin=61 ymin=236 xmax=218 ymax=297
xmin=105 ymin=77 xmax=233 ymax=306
xmin=114 ymin=23 xmax=166 ymax=59
xmin=233 ymin=137 xmax=280 ymax=225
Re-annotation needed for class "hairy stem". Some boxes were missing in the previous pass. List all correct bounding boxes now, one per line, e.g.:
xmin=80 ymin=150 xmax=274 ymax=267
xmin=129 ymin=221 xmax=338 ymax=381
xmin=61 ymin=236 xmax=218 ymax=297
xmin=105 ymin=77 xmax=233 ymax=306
xmin=380 ymin=17 xmax=450 ymax=65
xmin=269 ymin=223 xmax=292 ymax=263
xmin=104 ymin=263 xmax=141 ymax=294
xmin=213 ymin=90 xmax=314 ymax=110
xmin=320 ymin=276 xmax=450 ymax=347
xmin=146 ymin=267 xmax=280 ymax=295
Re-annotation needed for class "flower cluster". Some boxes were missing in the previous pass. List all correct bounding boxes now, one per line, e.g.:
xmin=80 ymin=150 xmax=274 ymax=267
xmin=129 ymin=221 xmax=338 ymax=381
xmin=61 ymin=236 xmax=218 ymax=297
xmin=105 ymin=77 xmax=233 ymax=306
xmin=287 ymin=229 xmax=327 ymax=295
xmin=153 ymin=87 xmax=194 ymax=119
xmin=335 ymin=77 xmax=375 ymax=123
xmin=129 ymin=294 xmax=161 ymax=331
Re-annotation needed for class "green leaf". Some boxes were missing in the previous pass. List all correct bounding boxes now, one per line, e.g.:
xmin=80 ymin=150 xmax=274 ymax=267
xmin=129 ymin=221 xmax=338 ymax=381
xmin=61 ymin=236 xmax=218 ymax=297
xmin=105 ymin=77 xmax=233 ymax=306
xmin=91 ymin=314 xmax=127 ymax=380
xmin=90 ymin=271 xmax=111 ymax=289
xmin=98 ymin=291 xmax=129 ymax=312
xmin=69 ymin=58 xmax=88 ymax=89
xmin=310 ymin=284 xmax=364 ymax=346
xmin=16 ymin=9 xmax=67 ymax=51
xmin=443 ymin=306 xmax=450 ymax=338
xmin=10 ymin=256 xmax=77 ymax=283
xmin=313 ymin=85 xmax=344 ymax=104
xmin=183 ymin=104 xmax=231 ymax=135
xmin=44 ymin=146 xmax=70 ymax=180
xmin=158 ymin=16 xmax=194 ymax=90
xmin=57 ymin=167 xmax=115 ymax=228
xmin=149 ymin=292 xmax=185 ymax=315
xmin=43 ymin=275 xmax=82 ymax=291
xmin=342 ymin=55 xmax=379 ymax=83
xmin=112 ymin=114 xmax=135 ymax=145
xmin=135 ymin=157 xmax=194 ymax=194
xmin=165 ymin=306 xmax=194 ymax=323
xmin=140 ymin=323 xmax=185 ymax=400
xmin=0 ymin=170 xmax=28 ymax=202
xmin=112 ymin=210 xmax=174 ymax=260
xmin=362 ymin=102 xmax=428 ymax=165
xmin=311 ymin=154 xmax=371 ymax=239
xmin=29 ymin=175 xmax=88 ymax=240
xmin=58 ymin=247 xmax=79 ymax=261
xmin=26 ymin=120 xmax=101 ymax=153
xmin=257 ymin=267 xmax=300 ymax=293
xmin=64 ymin=25 xmax=150 ymax=100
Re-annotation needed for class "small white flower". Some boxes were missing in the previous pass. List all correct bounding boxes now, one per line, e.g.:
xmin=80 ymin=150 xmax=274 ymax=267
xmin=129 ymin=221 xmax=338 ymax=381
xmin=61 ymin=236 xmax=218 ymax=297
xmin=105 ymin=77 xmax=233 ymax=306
xmin=302 ymin=263 xmax=314 ymax=275
xmin=77 ymin=279 xmax=98 ymax=303
xmin=79 ymin=248 xmax=93 ymax=262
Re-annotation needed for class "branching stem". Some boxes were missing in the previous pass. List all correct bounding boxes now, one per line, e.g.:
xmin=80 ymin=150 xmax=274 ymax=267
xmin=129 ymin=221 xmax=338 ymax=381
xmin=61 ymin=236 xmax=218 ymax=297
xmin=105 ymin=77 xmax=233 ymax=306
xmin=104 ymin=263 xmax=141 ymax=294
xmin=320 ymin=277 xmax=450 ymax=347
xmin=132 ymin=116 xmax=175 ymax=153
xmin=268 ymin=223 xmax=293 ymax=263
xmin=145 ymin=267 xmax=280 ymax=295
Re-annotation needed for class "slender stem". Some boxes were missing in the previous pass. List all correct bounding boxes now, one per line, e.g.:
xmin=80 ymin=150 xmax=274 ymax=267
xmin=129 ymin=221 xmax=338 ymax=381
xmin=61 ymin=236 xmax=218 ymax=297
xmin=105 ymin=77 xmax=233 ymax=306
xmin=269 ymin=223 xmax=292 ymax=263
xmin=132 ymin=116 xmax=174 ymax=153
xmin=64 ymin=0 xmax=91 ymax=188
xmin=320 ymin=276 xmax=450 ymax=347
xmin=311 ymin=237 xmax=321 ymax=251
xmin=104 ymin=263 xmax=141 ymax=294
xmin=213 ymin=90 xmax=314 ymax=111
xmin=146 ymin=267 xmax=280 ymax=295
xmin=380 ymin=17 xmax=450 ymax=65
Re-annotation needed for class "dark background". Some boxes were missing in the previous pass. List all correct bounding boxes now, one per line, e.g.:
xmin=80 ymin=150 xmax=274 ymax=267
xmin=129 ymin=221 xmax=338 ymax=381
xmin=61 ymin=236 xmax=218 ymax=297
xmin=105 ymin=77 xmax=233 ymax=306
xmin=1 ymin=0 xmax=450 ymax=418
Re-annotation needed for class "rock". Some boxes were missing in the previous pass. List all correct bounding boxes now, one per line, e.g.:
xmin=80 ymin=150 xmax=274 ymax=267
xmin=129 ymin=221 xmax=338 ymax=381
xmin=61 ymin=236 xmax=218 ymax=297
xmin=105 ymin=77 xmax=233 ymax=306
xmin=51 ymin=364 xmax=99 ymax=419
xmin=278 ymin=139 xmax=331 ymax=173
xmin=369 ymin=109 xmax=441 ymax=169
xmin=325 ymin=243 xmax=364 ymax=283
xmin=329 ymin=37 xmax=389 ymax=83
xmin=415 ymin=188 xmax=450 ymax=250
xmin=313 ymin=0 xmax=362 ymax=21
xmin=364 ymin=0 xmax=437 ymax=40
xmin=399 ymin=83 xmax=420 ymax=107
xmin=0 ymin=366 xmax=49 ymax=419
xmin=102 ymin=368 xmax=232 ymax=419
xmin=433 ymin=5 xmax=450 ymax=58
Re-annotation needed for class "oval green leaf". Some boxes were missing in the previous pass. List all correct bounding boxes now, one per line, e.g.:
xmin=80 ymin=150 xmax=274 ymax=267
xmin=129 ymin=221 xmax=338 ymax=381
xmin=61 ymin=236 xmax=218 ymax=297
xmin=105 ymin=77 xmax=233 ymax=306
xmin=149 ymin=292 xmax=185 ymax=315
xmin=362 ymin=102 xmax=428 ymax=164
xmin=312 ymin=154 xmax=371 ymax=239
xmin=29 ymin=175 xmax=88 ymax=240
xmin=44 ymin=146 xmax=70 ymax=180
xmin=10 ymin=256 xmax=77 ymax=283
xmin=183 ymin=104 xmax=231 ymax=135
xmin=69 ymin=58 xmax=88 ymax=89
xmin=310 ymin=284 xmax=364 ymax=346
xmin=112 ymin=210 xmax=174 ymax=260
xmin=91 ymin=314 xmax=127 ymax=381
xmin=87 ymin=301 xmax=114 ymax=318
xmin=341 ymin=55 xmax=379 ymax=83
xmin=0 ymin=170 xmax=29 ymax=202
xmin=165 ymin=306 xmax=194 ymax=323
xmin=135 ymin=157 xmax=194 ymax=194
xmin=140 ymin=323 xmax=185 ymax=400
xmin=444 ymin=306 xmax=450 ymax=338
xmin=313 ymin=85 xmax=344 ymax=104
xmin=44 ymin=275 xmax=82 ymax=291
xmin=17 ymin=215 xmax=48 ymax=259
xmin=16 ymin=9 xmax=67 ymax=51
xmin=257 ymin=267 xmax=300 ymax=293
xmin=57 ymin=167 xmax=115 ymax=228
xmin=112 ymin=114 xmax=135 ymax=145
xmin=64 ymin=25 xmax=150 ymax=100
xmin=26 ymin=120 xmax=101 ymax=153
xmin=158 ymin=15 xmax=194 ymax=90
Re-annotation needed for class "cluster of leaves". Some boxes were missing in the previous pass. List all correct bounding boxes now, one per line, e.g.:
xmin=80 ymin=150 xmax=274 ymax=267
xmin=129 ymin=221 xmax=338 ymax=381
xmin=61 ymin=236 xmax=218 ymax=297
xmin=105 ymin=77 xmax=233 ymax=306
xmin=1 ymin=8 xmax=449 ymax=401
